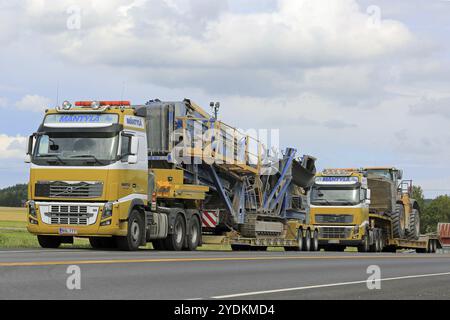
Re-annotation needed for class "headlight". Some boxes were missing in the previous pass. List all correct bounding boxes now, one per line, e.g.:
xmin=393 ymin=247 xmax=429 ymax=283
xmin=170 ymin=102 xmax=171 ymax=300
xmin=28 ymin=200 xmax=37 ymax=217
xmin=102 ymin=202 xmax=113 ymax=219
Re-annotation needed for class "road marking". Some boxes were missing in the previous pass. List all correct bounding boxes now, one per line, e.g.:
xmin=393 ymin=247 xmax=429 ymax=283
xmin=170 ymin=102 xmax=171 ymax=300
xmin=0 ymin=254 xmax=449 ymax=267
xmin=211 ymin=271 xmax=450 ymax=299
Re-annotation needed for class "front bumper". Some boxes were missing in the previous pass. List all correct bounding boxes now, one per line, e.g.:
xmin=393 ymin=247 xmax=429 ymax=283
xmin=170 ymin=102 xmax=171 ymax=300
xmin=27 ymin=201 xmax=128 ymax=237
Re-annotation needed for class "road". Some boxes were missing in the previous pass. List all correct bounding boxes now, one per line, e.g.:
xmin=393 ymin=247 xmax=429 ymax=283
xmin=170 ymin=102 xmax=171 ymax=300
xmin=0 ymin=249 xmax=449 ymax=300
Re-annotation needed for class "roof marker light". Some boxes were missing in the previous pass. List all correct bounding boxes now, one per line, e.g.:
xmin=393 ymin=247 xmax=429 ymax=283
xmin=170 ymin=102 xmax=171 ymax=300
xmin=61 ymin=100 xmax=72 ymax=110
xmin=91 ymin=101 xmax=101 ymax=109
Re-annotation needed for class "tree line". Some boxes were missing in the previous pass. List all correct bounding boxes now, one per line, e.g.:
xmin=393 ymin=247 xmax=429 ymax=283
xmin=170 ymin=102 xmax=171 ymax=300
xmin=412 ymin=186 xmax=450 ymax=233
xmin=0 ymin=184 xmax=28 ymax=207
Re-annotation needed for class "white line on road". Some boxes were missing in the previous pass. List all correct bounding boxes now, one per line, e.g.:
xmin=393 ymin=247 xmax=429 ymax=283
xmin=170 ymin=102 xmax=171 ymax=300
xmin=211 ymin=271 xmax=450 ymax=299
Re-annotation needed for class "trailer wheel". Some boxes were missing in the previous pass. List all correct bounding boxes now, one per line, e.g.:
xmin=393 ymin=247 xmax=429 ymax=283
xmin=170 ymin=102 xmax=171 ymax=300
xmin=164 ymin=214 xmax=186 ymax=251
xmin=391 ymin=204 xmax=406 ymax=239
xmin=37 ymin=235 xmax=62 ymax=249
xmin=295 ymin=228 xmax=304 ymax=251
xmin=311 ymin=230 xmax=319 ymax=251
xmin=116 ymin=210 xmax=144 ymax=251
xmin=303 ymin=229 xmax=311 ymax=251
xmin=431 ymin=240 xmax=437 ymax=253
xmin=406 ymin=209 xmax=420 ymax=240
xmin=186 ymin=216 xmax=201 ymax=251
xmin=377 ymin=232 xmax=384 ymax=252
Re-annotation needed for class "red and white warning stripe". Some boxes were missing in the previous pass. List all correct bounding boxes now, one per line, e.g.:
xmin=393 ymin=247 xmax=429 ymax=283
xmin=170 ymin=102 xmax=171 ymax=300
xmin=202 ymin=210 xmax=219 ymax=228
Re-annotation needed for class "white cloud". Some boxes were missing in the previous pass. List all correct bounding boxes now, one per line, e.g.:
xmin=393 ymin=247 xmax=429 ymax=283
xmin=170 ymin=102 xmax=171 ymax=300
xmin=14 ymin=94 xmax=52 ymax=112
xmin=0 ymin=134 xmax=27 ymax=159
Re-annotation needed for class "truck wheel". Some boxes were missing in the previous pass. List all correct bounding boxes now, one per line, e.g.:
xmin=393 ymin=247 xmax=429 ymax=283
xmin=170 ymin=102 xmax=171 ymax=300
xmin=37 ymin=235 xmax=62 ymax=249
xmin=311 ymin=230 xmax=319 ymax=251
xmin=406 ymin=209 xmax=420 ymax=240
xmin=186 ymin=216 xmax=201 ymax=251
xmin=391 ymin=204 xmax=406 ymax=239
xmin=358 ymin=233 xmax=370 ymax=252
xmin=164 ymin=214 xmax=185 ymax=251
xmin=303 ymin=229 xmax=311 ymax=251
xmin=116 ymin=210 xmax=144 ymax=251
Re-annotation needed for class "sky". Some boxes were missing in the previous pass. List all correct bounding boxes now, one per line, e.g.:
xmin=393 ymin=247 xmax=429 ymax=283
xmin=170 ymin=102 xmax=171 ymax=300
xmin=0 ymin=0 xmax=450 ymax=198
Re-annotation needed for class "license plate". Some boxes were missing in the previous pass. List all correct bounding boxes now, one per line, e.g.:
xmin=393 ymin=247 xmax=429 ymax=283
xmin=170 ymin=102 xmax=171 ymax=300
xmin=328 ymin=240 xmax=340 ymax=244
xmin=59 ymin=228 xmax=77 ymax=235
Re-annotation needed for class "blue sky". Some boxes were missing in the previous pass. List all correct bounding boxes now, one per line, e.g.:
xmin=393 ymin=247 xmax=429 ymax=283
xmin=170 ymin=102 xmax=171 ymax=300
xmin=1 ymin=0 xmax=450 ymax=197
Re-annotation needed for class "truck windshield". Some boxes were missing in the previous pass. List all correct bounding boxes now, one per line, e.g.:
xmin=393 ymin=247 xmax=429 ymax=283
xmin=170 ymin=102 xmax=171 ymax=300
xmin=310 ymin=186 xmax=360 ymax=206
xmin=33 ymin=132 xmax=118 ymax=166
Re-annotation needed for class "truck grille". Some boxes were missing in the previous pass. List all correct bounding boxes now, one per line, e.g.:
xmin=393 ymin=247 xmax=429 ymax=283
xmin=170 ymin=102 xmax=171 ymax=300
xmin=319 ymin=227 xmax=352 ymax=239
xmin=315 ymin=214 xmax=353 ymax=224
xmin=35 ymin=181 xmax=103 ymax=198
xmin=49 ymin=205 xmax=90 ymax=225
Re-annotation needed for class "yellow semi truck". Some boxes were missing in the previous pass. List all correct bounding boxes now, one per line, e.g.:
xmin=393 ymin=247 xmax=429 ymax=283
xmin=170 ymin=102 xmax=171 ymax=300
xmin=310 ymin=168 xmax=441 ymax=253
xmin=25 ymin=99 xmax=318 ymax=251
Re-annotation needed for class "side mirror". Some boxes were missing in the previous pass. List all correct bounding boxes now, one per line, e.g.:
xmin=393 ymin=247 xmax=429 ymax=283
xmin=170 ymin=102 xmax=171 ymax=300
xmin=365 ymin=189 xmax=371 ymax=205
xmin=25 ymin=135 xmax=34 ymax=163
xmin=127 ymin=155 xmax=138 ymax=164
xmin=130 ymin=136 xmax=139 ymax=155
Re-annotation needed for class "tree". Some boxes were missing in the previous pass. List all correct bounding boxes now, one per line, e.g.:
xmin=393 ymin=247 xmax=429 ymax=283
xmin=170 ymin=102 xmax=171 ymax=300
xmin=422 ymin=195 xmax=450 ymax=233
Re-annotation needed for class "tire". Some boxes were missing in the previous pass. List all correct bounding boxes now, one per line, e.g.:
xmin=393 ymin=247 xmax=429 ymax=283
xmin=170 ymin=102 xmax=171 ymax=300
xmin=370 ymin=230 xmax=381 ymax=253
xmin=406 ymin=209 xmax=420 ymax=240
xmin=358 ymin=232 xmax=370 ymax=252
xmin=391 ymin=204 xmax=406 ymax=239
xmin=296 ymin=228 xmax=304 ymax=251
xmin=311 ymin=230 xmax=319 ymax=251
xmin=116 ymin=210 xmax=144 ymax=251
xmin=431 ymin=240 xmax=437 ymax=253
xmin=164 ymin=214 xmax=186 ymax=251
xmin=303 ymin=229 xmax=311 ymax=252
xmin=186 ymin=216 xmax=201 ymax=251
xmin=377 ymin=232 xmax=384 ymax=252
xmin=37 ymin=235 xmax=62 ymax=249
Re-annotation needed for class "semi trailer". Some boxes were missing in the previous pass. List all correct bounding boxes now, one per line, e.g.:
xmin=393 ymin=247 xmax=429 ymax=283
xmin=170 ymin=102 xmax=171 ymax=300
xmin=309 ymin=168 xmax=441 ymax=253
xmin=25 ymin=99 xmax=318 ymax=251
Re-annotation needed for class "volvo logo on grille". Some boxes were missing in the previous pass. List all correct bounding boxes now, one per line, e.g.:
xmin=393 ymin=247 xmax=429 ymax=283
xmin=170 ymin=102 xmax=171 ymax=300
xmin=65 ymin=186 xmax=74 ymax=193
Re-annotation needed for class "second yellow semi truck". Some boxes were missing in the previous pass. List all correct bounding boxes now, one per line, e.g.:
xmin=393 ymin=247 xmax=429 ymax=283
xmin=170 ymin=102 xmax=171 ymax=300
xmin=310 ymin=168 xmax=441 ymax=253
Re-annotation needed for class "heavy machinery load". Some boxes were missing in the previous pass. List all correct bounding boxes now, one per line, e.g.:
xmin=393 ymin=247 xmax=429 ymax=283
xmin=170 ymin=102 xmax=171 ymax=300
xmin=365 ymin=168 xmax=420 ymax=240
xmin=25 ymin=99 xmax=318 ymax=251
xmin=310 ymin=168 xmax=440 ymax=253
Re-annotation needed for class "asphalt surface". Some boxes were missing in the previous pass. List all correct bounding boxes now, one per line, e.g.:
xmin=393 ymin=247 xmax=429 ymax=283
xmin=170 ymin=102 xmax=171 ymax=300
xmin=0 ymin=249 xmax=449 ymax=300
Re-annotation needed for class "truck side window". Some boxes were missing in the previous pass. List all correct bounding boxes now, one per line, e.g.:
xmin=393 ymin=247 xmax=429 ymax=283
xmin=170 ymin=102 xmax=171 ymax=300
xmin=121 ymin=135 xmax=132 ymax=160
